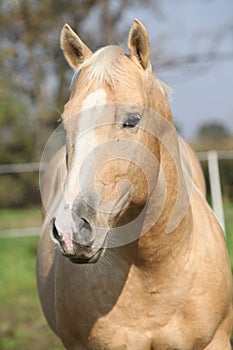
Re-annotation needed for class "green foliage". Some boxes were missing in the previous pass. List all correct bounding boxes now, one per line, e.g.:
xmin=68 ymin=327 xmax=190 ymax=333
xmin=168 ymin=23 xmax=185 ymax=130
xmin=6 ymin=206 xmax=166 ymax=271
xmin=0 ymin=173 xmax=40 ymax=208
xmin=0 ymin=78 xmax=39 ymax=208
xmin=220 ymin=160 xmax=233 ymax=201
xmin=197 ymin=122 xmax=230 ymax=141
xmin=0 ymin=77 xmax=35 ymax=163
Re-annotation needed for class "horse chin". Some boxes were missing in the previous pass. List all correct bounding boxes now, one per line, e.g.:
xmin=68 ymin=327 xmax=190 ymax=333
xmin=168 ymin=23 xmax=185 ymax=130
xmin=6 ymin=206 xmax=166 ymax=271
xmin=68 ymin=247 xmax=105 ymax=265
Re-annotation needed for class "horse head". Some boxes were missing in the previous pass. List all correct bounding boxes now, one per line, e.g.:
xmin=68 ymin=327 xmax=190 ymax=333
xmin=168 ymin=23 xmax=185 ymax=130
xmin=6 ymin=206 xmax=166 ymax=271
xmin=50 ymin=19 xmax=173 ymax=263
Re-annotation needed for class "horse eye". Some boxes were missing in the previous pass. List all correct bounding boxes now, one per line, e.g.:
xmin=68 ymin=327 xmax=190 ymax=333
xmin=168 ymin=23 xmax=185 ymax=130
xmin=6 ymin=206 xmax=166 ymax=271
xmin=122 ymin=113 xmax=141 ymax=128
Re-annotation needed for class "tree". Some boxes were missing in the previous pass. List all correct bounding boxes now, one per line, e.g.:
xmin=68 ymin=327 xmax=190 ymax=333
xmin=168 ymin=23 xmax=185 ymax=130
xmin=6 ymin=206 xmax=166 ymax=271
xmin=0 ymin=77 xmax=34 ymax=163
xmin=0 ymin=77 xmax=38 ymax=208
xmin=197 ymin=122 xmax=230 ymax=141
xmin=0 ymin=0 xmax=145 ymax=159
xmin=1 ymin=1 xmax=104 ymax=155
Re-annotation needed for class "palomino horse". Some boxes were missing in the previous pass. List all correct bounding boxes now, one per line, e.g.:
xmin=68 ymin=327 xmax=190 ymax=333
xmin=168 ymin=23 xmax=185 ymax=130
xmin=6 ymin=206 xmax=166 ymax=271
xmin=37 ymin=19 xmax=232 ymax=349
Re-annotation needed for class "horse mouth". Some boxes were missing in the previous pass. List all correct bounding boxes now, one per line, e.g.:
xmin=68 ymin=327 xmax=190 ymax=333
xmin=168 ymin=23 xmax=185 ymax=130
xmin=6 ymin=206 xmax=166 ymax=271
xmin=68 ymin=247 xmax=105 ymax=264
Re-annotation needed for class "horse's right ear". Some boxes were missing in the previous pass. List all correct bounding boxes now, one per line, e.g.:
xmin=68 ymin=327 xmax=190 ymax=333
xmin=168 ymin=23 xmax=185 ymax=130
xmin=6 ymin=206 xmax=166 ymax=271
xmin=60 ymin=24 xmax=92 ymax=70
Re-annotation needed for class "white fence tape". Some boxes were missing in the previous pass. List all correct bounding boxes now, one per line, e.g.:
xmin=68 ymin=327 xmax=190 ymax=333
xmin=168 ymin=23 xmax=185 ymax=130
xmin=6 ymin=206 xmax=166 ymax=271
xmin=0 ymin=227 xmax=41 ymax=239
xmin=0 ymin=162 xmax=47 ymax=174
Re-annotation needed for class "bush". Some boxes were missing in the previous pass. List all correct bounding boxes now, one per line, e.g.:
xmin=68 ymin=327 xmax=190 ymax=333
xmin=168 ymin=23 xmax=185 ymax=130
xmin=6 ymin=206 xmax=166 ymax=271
xmin=0 ymin=173 xmax=40 ymax=208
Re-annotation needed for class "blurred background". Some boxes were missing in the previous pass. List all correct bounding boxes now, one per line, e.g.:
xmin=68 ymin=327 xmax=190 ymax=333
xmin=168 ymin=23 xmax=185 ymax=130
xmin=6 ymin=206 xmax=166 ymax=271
xmin=0 ymin=0 xmax=232 ymax=349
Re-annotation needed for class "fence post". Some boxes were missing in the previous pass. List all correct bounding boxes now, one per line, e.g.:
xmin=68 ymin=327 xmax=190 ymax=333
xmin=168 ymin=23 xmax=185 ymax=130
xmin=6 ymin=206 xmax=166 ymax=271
xmin=207 ymin=150 xmax=226 ymax=236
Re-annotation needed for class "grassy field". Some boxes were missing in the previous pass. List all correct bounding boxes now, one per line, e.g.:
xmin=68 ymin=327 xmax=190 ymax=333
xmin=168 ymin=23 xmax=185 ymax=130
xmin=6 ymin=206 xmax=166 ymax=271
xmin=0 ymin=204 xmax=232 ymax=349
xmin=0 ymin=208 xmax=64 ymax=350
xmin=0 ymin=207 xmax=42 ymax=229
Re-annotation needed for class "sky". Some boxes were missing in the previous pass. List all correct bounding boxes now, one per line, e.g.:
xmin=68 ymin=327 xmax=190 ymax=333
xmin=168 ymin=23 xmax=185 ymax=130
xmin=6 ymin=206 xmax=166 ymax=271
xmin=122 ymin=0 xmax=233 ymax=140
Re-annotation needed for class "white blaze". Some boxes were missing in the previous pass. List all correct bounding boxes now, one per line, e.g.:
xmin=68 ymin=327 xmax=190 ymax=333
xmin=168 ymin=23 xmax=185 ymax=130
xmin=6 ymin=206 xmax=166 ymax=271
xmin=64 ymin=88 xmax=106 ymax=207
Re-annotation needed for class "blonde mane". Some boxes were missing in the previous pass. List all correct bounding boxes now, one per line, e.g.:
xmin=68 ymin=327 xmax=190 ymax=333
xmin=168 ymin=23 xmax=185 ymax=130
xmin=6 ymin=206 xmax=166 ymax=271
xmin=71 ymin=45 xmax=172 ymax=101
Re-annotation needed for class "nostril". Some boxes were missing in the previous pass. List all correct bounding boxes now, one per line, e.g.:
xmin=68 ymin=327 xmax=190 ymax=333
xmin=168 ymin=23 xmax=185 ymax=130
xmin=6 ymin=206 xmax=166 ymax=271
xmin=73 ymin=217 xmax=94 ymax=247
xmin=80 ymin=217 xmax=92 ymax=232
xmin=52 ymin=217 xmax=61 ymax=242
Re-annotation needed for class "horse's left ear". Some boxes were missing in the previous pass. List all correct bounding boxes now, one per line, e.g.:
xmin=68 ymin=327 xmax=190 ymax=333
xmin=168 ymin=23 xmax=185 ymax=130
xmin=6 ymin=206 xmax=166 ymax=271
xmin=128 ymin=19 xmax=150 ymax=70
xmin=60 ymin=24 xmax=93 ymax=70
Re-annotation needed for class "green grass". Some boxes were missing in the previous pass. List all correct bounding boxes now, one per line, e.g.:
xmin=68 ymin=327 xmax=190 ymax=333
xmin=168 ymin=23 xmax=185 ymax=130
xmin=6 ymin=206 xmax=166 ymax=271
xmin=0 ymin=236 xmax=64 ymax=350
xmin=0 ymin=204 xmax=232 ymax=349
xmin=0 ymin=207 xmax=42 ymax=229
xmin=0 ymin=206 xmax=63 ymax=349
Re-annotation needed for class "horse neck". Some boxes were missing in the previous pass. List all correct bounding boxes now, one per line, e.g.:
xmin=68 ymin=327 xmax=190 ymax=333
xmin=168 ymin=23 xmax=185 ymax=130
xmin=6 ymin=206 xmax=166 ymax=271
xmin=136 ymin=127 xmax=193 ymax=270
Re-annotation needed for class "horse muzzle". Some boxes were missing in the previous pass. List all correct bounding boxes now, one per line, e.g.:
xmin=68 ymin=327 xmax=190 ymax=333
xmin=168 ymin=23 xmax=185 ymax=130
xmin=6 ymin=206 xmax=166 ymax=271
xmin=51 ymin=215 xmax=108 ymax=264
